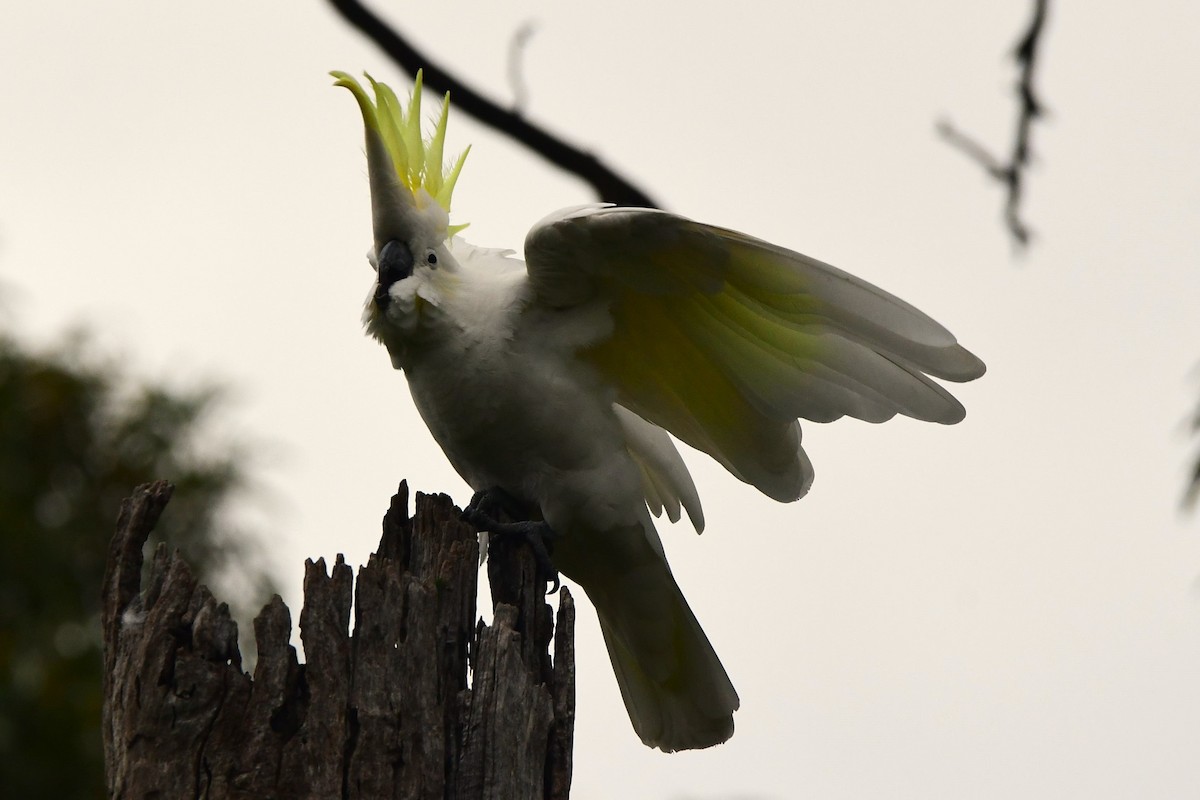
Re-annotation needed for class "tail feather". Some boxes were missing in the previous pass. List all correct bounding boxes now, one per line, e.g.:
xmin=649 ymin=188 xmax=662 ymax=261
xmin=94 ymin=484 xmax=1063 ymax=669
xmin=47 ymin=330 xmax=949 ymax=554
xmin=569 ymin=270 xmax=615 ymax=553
xmin=580 ymin=556 xmax=739 ymax=752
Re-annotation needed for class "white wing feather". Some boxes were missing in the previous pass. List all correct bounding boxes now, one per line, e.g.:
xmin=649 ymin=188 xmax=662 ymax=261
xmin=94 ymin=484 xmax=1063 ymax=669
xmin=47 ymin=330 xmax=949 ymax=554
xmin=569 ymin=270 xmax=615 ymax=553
xmin=524 ymin=205 xmax=984 ymax=502
xmin=614 ymin=405 xmax=705 ymax=532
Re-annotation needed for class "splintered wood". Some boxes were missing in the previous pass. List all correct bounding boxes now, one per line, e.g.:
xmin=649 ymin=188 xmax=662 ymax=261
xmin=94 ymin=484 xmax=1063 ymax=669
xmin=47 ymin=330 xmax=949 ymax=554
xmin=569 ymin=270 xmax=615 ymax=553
xmin=101 ymin=480 xmax=574 ymax=799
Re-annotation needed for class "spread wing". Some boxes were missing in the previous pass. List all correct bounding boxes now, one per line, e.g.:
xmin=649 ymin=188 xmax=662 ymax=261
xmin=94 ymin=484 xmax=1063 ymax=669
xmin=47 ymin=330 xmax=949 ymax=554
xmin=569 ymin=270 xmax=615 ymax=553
xmin=523 ymin=205 xmax=985 ymax=503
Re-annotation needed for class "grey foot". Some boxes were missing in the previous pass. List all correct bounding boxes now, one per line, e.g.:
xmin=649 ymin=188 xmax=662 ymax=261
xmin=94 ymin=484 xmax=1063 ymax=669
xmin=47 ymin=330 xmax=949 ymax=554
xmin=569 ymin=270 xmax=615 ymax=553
xmin=463 ymin=488 xmax=561 ymax=594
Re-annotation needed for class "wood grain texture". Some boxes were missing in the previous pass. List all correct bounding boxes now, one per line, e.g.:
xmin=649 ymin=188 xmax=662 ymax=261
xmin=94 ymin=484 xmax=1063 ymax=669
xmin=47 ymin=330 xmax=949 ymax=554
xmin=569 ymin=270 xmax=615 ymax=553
xmin=102 ymin=481 xmax=574 ymax=799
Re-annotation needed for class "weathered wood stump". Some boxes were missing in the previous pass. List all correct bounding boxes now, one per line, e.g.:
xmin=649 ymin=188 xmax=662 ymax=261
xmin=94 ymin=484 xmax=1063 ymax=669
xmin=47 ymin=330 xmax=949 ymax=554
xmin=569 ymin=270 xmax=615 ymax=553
xmin=101 ymin=480 xmax=574 ymax=799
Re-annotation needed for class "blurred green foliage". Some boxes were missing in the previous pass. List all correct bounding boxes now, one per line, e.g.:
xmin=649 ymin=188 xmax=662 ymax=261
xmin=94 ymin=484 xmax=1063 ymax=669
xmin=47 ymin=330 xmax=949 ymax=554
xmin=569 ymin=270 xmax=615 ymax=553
xmin=0 ymin=329 xmax=273 ymax=798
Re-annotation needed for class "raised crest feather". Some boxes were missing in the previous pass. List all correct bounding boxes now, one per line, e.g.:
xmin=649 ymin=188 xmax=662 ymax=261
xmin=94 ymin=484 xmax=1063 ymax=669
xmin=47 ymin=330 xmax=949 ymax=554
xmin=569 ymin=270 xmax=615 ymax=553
xmin=332 ymin=69 xmax=470 ymax=235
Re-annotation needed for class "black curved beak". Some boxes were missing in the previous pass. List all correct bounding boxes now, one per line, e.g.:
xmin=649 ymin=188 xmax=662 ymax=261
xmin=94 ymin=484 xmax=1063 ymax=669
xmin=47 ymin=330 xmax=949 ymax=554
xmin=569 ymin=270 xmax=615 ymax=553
xmin=374 ymin=240 xmax=414 ymax=309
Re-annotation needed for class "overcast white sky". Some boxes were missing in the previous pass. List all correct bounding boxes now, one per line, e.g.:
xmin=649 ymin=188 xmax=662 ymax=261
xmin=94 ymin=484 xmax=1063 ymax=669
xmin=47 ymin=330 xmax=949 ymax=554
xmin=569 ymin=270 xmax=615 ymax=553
xmin=4 ymin=2 xmax=1200 ymax=798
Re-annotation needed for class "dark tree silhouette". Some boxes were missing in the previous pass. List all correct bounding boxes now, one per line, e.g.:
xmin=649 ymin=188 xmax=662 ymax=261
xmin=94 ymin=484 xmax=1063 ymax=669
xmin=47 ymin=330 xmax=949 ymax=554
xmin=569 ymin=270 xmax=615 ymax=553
xmin=0 ymin=328 xmax=274 ymax=799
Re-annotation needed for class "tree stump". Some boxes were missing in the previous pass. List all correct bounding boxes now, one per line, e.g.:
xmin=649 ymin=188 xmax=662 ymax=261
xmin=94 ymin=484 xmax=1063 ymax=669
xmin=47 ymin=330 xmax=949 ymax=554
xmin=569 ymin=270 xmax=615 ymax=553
xmin=101 ymin=480 xmax=574 ymax=799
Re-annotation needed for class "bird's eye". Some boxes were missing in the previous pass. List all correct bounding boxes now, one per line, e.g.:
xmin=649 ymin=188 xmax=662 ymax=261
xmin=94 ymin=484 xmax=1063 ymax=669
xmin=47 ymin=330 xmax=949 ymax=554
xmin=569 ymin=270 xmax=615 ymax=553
xmin=427 ymin=252 xmax=438 ymax=267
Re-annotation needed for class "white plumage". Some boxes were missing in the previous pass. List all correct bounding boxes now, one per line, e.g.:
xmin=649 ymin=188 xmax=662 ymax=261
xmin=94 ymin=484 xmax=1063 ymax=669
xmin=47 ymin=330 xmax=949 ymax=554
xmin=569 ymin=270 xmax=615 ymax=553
xmin=336 ymin=72 xmax=984 ymax=752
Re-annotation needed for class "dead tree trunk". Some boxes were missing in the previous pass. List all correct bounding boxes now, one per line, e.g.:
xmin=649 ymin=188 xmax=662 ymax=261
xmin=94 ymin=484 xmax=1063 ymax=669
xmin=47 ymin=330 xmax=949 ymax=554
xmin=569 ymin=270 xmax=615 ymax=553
xmin=101 ymin=480 xmax=574 ymax=799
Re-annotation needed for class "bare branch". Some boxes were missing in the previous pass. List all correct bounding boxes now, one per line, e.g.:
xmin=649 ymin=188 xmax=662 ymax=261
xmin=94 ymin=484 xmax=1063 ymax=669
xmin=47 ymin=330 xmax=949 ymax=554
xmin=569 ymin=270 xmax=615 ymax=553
xmin=939 ymin=0 xmax=1050 ymax=247
xmin=327 ymin=0 xmax=660 ymax=208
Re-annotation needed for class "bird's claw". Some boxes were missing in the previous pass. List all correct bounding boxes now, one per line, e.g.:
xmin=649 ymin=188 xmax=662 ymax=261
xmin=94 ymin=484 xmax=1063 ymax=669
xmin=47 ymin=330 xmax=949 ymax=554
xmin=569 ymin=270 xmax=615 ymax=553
xmin=463 ymin=489 xmax=561 ymax=594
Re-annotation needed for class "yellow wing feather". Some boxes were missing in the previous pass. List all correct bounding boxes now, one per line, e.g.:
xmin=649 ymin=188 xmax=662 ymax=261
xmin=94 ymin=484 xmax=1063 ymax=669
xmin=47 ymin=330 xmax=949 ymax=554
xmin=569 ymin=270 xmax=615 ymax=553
xmin=524 ymin=206 xmax=983 ymax=502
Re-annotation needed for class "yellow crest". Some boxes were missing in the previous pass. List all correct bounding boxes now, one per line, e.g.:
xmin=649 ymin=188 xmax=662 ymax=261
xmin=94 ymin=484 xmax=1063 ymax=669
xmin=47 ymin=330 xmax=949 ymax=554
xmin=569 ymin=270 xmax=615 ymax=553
xmin=331 ymin=69 xmax=469 ymax=234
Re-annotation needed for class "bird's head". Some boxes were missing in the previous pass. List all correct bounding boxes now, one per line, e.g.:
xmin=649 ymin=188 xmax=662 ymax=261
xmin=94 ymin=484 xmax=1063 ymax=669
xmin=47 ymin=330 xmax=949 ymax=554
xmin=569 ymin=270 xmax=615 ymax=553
xmin=332 ymin=70 xmax=469 ymax=358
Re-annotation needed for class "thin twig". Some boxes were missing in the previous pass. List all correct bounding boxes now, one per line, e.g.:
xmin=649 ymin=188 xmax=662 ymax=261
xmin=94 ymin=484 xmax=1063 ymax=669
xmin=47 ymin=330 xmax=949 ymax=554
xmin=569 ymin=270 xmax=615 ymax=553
xmin=939 ymin=0 xmax=1050 ymax=247
xmin=327 ymin=0 xmax=659 ymax=208
xmin=507 ymin=21 xmax=537 ymax=114
xmin=1186 ymin=394 xmax=1200 ymax=509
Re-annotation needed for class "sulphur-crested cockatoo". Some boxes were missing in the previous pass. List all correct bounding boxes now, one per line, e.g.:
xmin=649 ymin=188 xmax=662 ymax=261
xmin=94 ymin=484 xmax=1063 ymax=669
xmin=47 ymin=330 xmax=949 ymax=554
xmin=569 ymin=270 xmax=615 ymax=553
xmin=333 ymin=70 xmax=984 ymax=753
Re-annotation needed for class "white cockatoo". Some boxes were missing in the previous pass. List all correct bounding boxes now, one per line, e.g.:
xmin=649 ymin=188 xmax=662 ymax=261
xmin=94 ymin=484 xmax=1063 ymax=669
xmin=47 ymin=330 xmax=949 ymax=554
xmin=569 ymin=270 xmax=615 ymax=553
xmin=333 ymin=71 xmax=984 ymax=753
